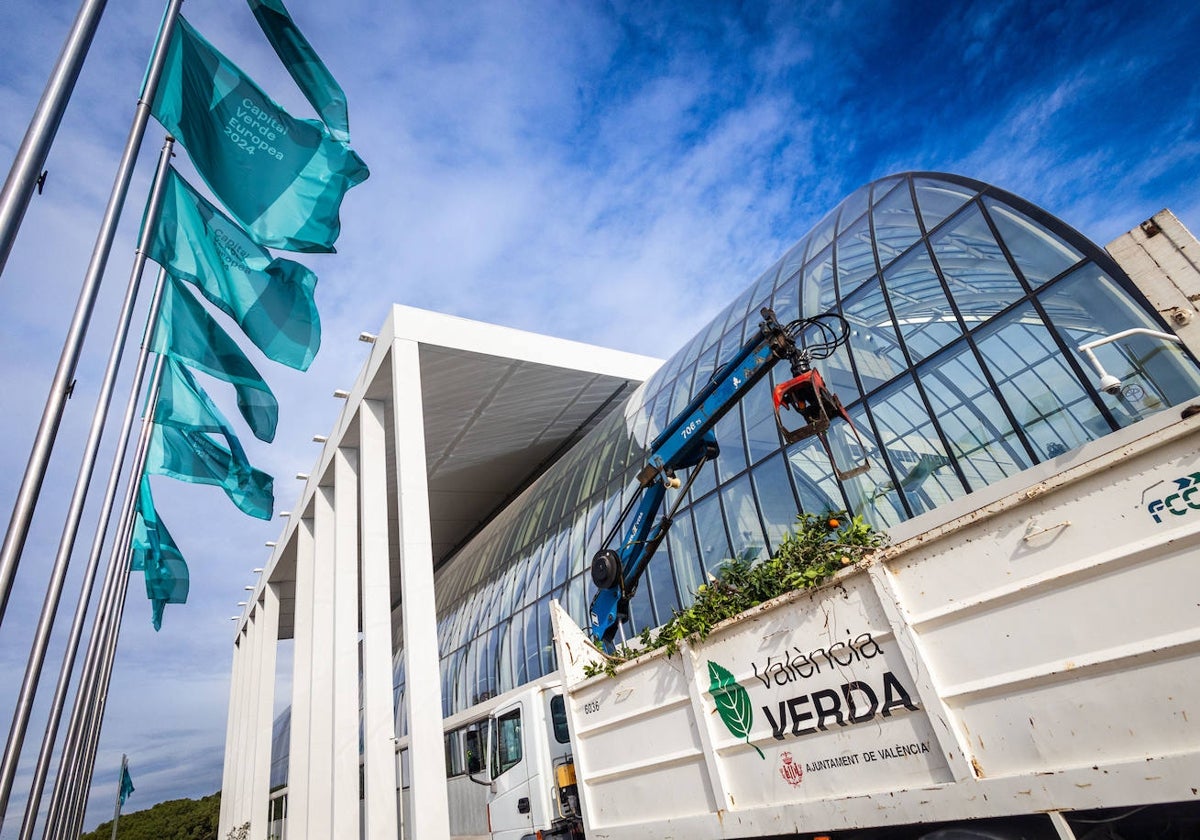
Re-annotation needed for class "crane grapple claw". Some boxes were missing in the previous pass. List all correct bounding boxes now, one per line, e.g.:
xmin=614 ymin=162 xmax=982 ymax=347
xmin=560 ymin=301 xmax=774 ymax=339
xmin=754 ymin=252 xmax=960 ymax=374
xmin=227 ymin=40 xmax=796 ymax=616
xmin=772 ymin=369 xmax=841 ymax=443
xmin=773 ymin=368 xmax=871 ymax=480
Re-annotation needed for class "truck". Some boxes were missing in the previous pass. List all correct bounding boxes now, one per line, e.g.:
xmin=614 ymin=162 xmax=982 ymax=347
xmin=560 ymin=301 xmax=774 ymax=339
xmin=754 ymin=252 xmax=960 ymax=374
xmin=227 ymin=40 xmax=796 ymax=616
xmin=549 ymin=402 xmax=1200 ymax=839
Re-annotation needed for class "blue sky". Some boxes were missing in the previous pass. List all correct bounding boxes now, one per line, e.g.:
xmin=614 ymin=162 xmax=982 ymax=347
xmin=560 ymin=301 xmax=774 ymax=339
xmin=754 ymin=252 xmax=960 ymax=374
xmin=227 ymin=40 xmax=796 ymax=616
xmin=0 ymin=0 xmax=1197 ymax=833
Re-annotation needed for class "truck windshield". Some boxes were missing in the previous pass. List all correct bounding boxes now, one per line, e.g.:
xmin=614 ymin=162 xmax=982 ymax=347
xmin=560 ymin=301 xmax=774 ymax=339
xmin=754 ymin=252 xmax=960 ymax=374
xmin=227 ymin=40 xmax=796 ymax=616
xmin=491 ymin=709 xmax=523 ymax=778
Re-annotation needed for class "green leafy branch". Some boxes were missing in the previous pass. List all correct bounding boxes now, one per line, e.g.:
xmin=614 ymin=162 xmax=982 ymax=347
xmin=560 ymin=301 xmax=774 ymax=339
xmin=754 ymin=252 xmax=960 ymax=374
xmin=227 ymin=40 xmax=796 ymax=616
xmin=584 ymin=511 xmax=885 ymax=675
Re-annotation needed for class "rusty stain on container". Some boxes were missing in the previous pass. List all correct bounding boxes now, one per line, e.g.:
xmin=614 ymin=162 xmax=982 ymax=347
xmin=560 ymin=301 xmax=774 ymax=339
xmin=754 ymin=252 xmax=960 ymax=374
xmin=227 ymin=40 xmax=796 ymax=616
xmin=971 ymin=757 xmax=985 ymax=778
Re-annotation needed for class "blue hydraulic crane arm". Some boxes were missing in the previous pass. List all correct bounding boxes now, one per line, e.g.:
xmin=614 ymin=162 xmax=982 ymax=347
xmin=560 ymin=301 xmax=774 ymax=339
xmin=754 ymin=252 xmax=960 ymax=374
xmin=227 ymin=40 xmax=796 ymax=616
xmin=588 ymin=307 xmax=864 ymax=650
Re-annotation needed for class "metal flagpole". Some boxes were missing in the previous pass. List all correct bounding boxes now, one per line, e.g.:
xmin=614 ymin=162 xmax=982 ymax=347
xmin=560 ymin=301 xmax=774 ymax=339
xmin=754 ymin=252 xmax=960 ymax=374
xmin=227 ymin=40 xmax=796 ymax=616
xmin=16 ymin=262 xmax=171 ymax=840
xmin=0 ymin=135 xmax=176 ymax=830
xmin=0 ymin=0 xmax=183 ymax=626
xmin=41 ymin=359 xmax=162 ymax=840
xmin=0 ymin=0 xmax=109 ymax=278
xmin=55 ymin=463 xmax=146 ymax=840
xmin=106 ymin=755 xmax=125 ymax=840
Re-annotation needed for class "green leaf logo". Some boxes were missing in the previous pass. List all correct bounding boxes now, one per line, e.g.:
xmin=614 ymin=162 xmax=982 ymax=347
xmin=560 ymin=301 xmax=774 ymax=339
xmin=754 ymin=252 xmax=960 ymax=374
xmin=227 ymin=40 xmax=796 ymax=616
xmin=708 ymin=660 xmax=765 ymax=760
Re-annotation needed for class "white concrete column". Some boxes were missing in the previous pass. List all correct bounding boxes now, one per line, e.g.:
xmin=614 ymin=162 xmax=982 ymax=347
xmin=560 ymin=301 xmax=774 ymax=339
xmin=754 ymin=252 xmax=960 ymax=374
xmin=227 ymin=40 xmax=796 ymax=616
xmin=332 ymin=449 xmax=361 ymax=837
xmin=287 ymin=516 xmax=316 ymax=840
xmin=218 ymin=631 xmax=247 ymax=836
xmin=391 ymin=339 xmax=451 ymax=839
xmin=359 ymin=399 xmax=400 ymax=840
xmin=306 ymin=486 xmax=337 ymax=840
xmin=236 ymin=615 xmax=261 ymax=827
xmin=250 ymin=585 xmax=279 ymax=839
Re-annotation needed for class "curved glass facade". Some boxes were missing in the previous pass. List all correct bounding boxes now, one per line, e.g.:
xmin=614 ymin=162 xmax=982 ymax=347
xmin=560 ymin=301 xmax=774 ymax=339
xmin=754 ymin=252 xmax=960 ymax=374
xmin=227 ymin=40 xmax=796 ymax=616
xmin=395 ymin=172 xmax=1200 ymax=729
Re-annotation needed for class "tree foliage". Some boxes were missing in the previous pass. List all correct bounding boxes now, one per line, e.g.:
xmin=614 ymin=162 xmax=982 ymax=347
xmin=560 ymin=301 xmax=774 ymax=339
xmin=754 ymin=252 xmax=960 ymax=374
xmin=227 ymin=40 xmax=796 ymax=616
xmin=585 ymin=511 xmax=886 ymax=676
xmin=79 ymin=791 xmax=221 ymax=840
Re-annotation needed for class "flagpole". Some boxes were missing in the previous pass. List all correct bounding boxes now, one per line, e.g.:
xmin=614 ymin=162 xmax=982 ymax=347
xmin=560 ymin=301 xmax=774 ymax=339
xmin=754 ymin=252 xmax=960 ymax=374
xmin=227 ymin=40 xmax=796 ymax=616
xmin=0 ymin=135 xmax=176 ymax=831
xmin=16 ymin=260 xmax=169 ymax=840
xmin=0 ymin=0 xmax=109 ymax=279
xmin=0 ymin=0 xmax=183 ymax=627
xmin=107 ymin=755 xmax=125 ymax=840
xmin=41 ymin=359 xmax=162 ymax=840
xmin=54 ymin=474 xmax=146 ymax=840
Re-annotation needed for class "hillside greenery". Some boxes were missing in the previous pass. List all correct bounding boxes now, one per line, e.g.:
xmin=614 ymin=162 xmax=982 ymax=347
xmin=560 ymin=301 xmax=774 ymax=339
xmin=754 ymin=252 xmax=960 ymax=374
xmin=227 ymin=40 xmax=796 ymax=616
xmin=79 ymin=791 xmax=220 ymax=840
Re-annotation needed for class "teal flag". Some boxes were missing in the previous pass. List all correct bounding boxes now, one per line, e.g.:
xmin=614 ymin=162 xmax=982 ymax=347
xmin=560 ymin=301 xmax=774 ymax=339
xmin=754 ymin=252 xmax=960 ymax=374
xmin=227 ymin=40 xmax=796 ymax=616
xmin=154 ymin=357 xmax=253 ymax=461
xmin=145 ymin=424 xmax=275 ymax=520
xmin=131 ymin=478 xmax=189 ymax=631
xmin=118 ymin=761 xmax=136 ymax=807
xmin=145 ymin=168 xmax=321 ymax=371
xmin=150 ymin=16 xmax=369 ymax=253
xmin=153 ymin=278 xmax=278 ymax=442
xmin=247 ymin=0 xmax=350 ymax=141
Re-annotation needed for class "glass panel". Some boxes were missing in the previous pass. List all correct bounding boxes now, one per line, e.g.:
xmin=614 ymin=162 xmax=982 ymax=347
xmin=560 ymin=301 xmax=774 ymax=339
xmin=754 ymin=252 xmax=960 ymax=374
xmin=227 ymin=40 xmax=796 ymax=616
xmin=930 ymin=203 xmax=1024 ymax=323
xmin=513 ymin=553 xmax=536 ymax=609
xmin=690 ymin=493 xmax=732 ymax=579
xmin=801 ymin=244 xmax=834 ymax=318
xmin=723 ymin=282 xmax=759 ymax=338
xmin=842 ymin=277 xmax=906 ymax=394
xmin=525 ymin=544 xmax=548 ymax=607
xmin=883 ymin=241 xmax=963 ymax=362
xmin=511 ymin=609 xmax=530 ymax=686
xmin=720 ymin=473 xmax=767 ymax=564
xmin=627 ymin=569 xmax=654 ymax=634
xmin=524 ymin=602 xmax=543 ymax=680
xmin=743 ymin=372 xmax=782 ymax=465
xmin=574 ymin=503 xmax=602 ymax=577
xmin=1047 ymin=265 xmax=1200 ymax=424
xmin=749 ymin=262 xmax=787 ymax=318
xmin=536 ymin=595 xmax=556 ymax=675
xmin=839 ymin=406 xmax=906 ymax=529
xmin=985 ymin=198 xmax=1082 ymax=287
xmin=491 ymin=709 xmax=523 ymax=778
xmin=549 ymin=530 xmax=570 ymax=590
xmin=464 ymin=638 xmax=483 ymax=706
xmin=919 ymin=349 xmax=1032 ymax=487
xmin=784 ymin=435 xmax=847 ymax=518
xmin=806 ymin=207 xmax=838 ymax=259
xmin=647 ymin=391 xmax=674 ymax=450
xmin=835 ymin=220 xmax=876 ymax=302
xmin=647 ymin=547 xmax=680 ymax=625
xmin=665 ymin=511 xmax=703 ymax=607
xmin=865 ymin=373 xmax=965 ymax=515
xmin=687 ymin=457 xmax=718 ymax=502
xmin=497 ymin=617 xmax=514 ymax=695
xmin=453 ymin=646 xmax=470 ymax=714
xmin=771 ymin=269 xmax=800 ymax=324
xmin=479 ymin=624 xmax=501 ymax=703
xmin=975 ymin=303 xmax=1113 ymax=455
xmin=837 ymin=184 xmax=871 ymax=234
xmin=669 ymin=363 xmax=696 ymax=419
xmin=560 ymin=572 xmax=582 ymax=628
xmin=872 ymin=179 xmax=922 ymax=267
xmin=751 ymin=453 xmax=802 ymax=552
xmin=871 ymin=175 xmax=901 ymax=205
xmin=713 ymin=404 xmax=748 ymax=482
xmin=913 ymin=177 xmax=975 ymax=232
